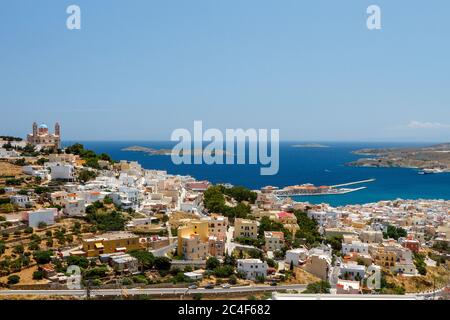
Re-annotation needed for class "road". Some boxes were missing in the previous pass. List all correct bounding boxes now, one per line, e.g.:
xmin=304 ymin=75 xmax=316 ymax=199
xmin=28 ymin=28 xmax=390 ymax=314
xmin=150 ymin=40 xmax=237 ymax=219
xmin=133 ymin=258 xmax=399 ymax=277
xmin=149 ymin=241 xmax=177 ymax=257
xmin=0 ymin=284 xmax=307 ymax=297
xmin=225 ymin=226 xmax=235 ymax=254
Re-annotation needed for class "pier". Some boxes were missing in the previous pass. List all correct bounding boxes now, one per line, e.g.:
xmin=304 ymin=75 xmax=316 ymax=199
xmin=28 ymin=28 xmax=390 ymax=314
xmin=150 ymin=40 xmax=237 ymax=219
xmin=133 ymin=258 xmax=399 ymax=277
xmin=330 ymin=178 xmax=375 ymax=188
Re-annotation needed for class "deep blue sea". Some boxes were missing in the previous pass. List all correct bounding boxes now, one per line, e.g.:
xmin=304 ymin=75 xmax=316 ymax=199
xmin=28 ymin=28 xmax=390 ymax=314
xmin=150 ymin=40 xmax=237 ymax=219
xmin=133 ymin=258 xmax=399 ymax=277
xmin=64 ymin=141 xmax=450 ymax=207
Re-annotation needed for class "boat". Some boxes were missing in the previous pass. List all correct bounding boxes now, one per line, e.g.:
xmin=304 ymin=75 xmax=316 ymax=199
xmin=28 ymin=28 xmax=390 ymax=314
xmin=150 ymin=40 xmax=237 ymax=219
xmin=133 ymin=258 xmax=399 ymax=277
xmin=419 ymin=168 xmax=444 ymax=175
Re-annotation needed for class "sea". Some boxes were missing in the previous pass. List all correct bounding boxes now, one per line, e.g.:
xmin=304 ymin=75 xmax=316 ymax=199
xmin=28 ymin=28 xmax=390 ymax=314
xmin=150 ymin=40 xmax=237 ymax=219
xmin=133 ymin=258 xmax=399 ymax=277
xmin=63 ymin=141 xmax=450 ymax=207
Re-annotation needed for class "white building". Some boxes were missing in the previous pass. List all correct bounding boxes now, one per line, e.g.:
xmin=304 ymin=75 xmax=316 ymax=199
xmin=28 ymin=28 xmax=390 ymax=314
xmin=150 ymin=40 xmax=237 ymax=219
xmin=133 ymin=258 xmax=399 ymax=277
xmin=25 ymin=208 xmax=56 ymax=228
xmin=0 ymin=148 xmax=20 ymax=158
xmin=336 ymin=280 xmax=361 ymax=294
xmin=342 ymin=241 xmax=369 ymax=255
xmin=339 ymin=263 xmax=366 ymax=281
xmin=111 ymin=186 xmax=142 ymax=210
xmin=237 ymin=259 xmax=268 ymax=280
xmin=285 ymin=248 xmax=308 ymax=267
xmin=10 ymin=195 xmax=32 ymax=208
xmin=308 ymin=210 xmax=339 ymax=226
xmin=22 ymin=165 xmax=49 ymax=179
xmin=393 ymin=262 xmax=417 ymax=275
xmin=46 ymin=163 xmax=74 ymax=181
xmin=63 ymin=198 xmax=86 ymax=216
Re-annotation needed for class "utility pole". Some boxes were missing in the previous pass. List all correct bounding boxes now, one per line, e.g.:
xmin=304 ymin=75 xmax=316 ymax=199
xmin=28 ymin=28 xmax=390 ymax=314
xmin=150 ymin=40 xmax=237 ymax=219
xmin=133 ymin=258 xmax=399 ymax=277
xmin=433 ymin=276 xmax=436 ymax=301
xmin=86 ymin=279 xmax=91 ymax=300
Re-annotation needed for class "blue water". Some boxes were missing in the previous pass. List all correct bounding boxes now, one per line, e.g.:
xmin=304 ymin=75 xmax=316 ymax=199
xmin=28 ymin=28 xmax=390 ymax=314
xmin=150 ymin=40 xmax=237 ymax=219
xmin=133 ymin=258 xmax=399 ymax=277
xmin=64 ymin=141 xmax=450 ymax=207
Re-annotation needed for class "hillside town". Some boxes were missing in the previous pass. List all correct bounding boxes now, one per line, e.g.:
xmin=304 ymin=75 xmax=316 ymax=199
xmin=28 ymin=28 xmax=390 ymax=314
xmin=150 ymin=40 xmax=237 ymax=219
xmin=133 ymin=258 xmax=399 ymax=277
xmin=0 ymin=124 xmax=449 ymax=300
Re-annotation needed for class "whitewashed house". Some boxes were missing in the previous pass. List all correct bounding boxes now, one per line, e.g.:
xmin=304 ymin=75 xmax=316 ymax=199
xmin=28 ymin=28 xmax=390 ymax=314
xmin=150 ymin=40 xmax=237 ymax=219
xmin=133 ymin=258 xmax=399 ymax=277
xmin=285 ymin=248 xmax=308 ymax=267
xmin=237 ymin=259 xmax=268 ymax=280
xmin=342 ymin=241 xmax=369 ymax=255
xmin=46 ymin=163 xmax=74 ymax=181
xmin=24 ymin=208 xmax=57 ymax=228
xmin=10 ymin=195 xmax=32 ymax=208
xmin=63 ymin=198 xmax=86 ymax=216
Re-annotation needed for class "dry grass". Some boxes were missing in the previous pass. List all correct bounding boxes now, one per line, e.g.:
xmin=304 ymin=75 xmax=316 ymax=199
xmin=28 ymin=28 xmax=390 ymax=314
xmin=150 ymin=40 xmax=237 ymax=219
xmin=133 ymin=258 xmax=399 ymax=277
xmin=0 ymin=162 xmax=22 ymax=177
xmin=0 ymin=265 xmax=50 ymax=286
xmin=290 ymin=268 xmax=321 ymax=284
xmin=386 ymin=265 xmax=450 ymax=293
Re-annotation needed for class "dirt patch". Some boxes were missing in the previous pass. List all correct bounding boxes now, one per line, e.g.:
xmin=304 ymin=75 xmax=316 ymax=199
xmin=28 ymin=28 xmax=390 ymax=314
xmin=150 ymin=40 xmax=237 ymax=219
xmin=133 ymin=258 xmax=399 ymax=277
xmin=0 ymin=162 xmax=23 ymax=178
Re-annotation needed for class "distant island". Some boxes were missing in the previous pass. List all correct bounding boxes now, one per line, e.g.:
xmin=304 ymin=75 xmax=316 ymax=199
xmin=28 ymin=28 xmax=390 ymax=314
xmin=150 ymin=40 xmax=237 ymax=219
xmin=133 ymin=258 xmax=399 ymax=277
xmin=122 ymin=145 xmax=233 ymax=156
xmin=292 ymin=143 xmax=330 ymax=148
xmin=346 ymin=143 xmax=450 ymax=173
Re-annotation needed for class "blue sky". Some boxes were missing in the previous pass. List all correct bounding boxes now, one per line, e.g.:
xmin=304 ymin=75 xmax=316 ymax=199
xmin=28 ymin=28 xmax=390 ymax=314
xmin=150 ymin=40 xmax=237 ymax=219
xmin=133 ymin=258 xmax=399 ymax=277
xmin=1 ymin=0 xmax=449 ymax=142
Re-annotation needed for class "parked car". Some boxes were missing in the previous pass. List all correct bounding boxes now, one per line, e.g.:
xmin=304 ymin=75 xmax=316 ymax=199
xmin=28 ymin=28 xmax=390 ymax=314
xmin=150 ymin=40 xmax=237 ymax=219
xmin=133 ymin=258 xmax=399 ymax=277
xmin=221 ymin=284 xmax=231 ymax=289
xmin=270 ymin=281 xmax=278 ymax=286
xmin=188 ymin=284 xmax=198 ymax=289
xmin=204 ymin=283 xmax=214 ymax=289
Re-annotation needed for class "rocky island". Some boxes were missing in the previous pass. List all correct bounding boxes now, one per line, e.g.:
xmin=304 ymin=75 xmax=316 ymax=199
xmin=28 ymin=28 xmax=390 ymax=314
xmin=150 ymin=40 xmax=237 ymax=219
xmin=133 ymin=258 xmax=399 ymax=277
xmin=292 ymin=143 xmax=329 ymax=148
xmin=122 ymin=145 xmax=233 ymax=156
xmin=346 ymin=143 xmax=450 ymax=172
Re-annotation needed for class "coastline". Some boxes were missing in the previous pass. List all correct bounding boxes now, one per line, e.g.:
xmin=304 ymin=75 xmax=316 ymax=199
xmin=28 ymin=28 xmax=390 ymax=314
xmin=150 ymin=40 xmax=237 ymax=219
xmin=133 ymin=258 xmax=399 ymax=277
xmin=67 ymin=141 xmax=450 ymax=207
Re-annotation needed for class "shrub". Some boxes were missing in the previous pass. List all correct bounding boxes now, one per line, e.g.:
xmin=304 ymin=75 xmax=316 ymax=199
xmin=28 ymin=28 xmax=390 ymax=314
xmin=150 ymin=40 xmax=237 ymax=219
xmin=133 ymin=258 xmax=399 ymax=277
xmin=228 ymin=275 xmax=238 ymax=285
xmin=132 ymin=275 xmax=148 ymax=284
xmin=37 ymin=222 xmax=47 ymax=229
xmin=24 ymin=227 xmax=33 ymax=234
xmin=28 ymin=242 xmax=40 ymax=251
xmin=33 ymin=270 xmax=44 ymax=280
xmin=67 ymin=256 xmax=90 ymax=269
xmin=7 ymin=275 xmax=20 ymax=285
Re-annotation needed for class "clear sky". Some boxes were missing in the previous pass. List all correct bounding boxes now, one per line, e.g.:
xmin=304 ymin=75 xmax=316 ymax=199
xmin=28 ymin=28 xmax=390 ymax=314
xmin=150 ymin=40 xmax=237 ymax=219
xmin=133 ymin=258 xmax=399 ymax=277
xmin=1 ymin=0 xmax=449 ymax=142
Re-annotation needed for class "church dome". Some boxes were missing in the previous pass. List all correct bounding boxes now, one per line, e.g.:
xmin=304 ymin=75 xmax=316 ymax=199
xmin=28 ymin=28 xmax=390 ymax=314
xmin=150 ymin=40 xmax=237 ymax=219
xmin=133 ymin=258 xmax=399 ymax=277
xmin=39 ymin=124 xmax=48 ymax=129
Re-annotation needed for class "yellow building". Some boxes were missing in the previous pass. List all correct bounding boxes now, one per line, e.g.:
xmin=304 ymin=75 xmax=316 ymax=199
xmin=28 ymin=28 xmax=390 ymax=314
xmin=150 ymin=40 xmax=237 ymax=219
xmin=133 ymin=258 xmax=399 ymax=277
xmin=177 ymin=220 xmax=209 ymax=256
xmin=373 ymin=247 xmax=396 ymax=268
xmin=81 ymin=232 xmax=141 ymax=257
xmin=233 ymin=218 xmax=258 ymax=239
xmin=180 ymin=234 xmax=209 ymax=260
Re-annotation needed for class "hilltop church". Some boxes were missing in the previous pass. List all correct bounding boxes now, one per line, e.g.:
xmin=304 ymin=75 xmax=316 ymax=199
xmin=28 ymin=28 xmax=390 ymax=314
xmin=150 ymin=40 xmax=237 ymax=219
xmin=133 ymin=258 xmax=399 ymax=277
xmin=27 ymin=122 xmax=61 ymax=149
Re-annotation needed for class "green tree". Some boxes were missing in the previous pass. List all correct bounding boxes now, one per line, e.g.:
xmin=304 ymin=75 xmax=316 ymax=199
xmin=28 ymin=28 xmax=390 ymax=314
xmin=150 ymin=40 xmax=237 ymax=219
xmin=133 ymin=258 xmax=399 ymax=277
xmin=213 ymin=265 xmax=235 ymax=278
xmin=383 ymin=225 xmax=407 ymax=240
xmin=294 ymin=210 xmax=322 ymax=245
xmin=129 ymin=250 xmax=155 ymax=270
xmin=0 ymin=241 xmax=6 ymax=255
xmin=33 ymin=250 xmax=53 ymax=264
xmin=154 ymin=257 xmax=171 ymax=270
xmin=303 ymin=281 xmax=331 ymax=294
xmin=206 ymin=257 xmax=221 ymax=270
xmin=13 ymin=244 xmax=24 ymax=254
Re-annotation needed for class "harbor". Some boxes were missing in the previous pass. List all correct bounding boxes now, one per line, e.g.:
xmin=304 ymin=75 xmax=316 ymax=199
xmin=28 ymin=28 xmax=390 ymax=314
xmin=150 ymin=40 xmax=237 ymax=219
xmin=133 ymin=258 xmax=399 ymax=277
xmin=273 ymin=179 xmax=375 ymax=197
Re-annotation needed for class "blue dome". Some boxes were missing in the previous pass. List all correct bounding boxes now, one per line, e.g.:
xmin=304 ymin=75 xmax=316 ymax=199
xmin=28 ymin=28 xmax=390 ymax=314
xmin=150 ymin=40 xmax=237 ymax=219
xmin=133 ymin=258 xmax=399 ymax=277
xmin=39 ymin=124 xmax=48 ymax=129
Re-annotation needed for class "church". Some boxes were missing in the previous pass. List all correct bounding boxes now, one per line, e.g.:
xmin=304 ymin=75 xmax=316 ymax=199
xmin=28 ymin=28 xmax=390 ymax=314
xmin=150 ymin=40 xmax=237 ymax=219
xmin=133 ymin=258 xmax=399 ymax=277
xmin=27 ymin=122 xmax=61 ymax=149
